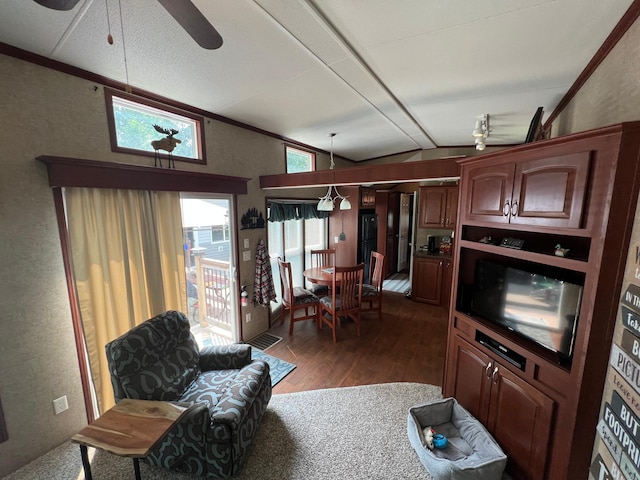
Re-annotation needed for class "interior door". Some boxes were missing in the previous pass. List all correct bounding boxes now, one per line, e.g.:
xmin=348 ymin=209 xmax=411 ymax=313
xmin=397 ymin=193 xmax=411 ymax=271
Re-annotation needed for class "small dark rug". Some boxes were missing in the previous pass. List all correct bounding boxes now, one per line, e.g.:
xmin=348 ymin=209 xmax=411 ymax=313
xmin=251 ymin=349 xmax=296 ymax=387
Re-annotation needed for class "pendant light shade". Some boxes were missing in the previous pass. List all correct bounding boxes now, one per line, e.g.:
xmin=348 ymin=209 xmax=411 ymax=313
xmin=317 ymin=134 xmax=351 ymax=212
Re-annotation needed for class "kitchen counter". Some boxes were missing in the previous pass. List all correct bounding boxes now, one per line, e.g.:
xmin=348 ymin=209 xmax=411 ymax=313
xmin=414 ymin=250 xmax=452 ymax=259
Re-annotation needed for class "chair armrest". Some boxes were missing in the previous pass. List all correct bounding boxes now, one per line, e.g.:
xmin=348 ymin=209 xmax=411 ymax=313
xmin=199 ymin=344 xmax=252 ymax=371
xmin=208 ymin=360 xmax=271 ymax=434
xmin=147 ymin=402 xmax=210 ymax=469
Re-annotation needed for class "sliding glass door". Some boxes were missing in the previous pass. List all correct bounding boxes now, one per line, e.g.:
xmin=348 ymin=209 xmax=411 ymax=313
xmin=180 ymin=195 xmax=238 ymax=347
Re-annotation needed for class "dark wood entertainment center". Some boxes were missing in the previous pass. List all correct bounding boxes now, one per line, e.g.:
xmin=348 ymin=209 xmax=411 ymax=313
xmin=443 ymin=123 xmax=640 ymax=480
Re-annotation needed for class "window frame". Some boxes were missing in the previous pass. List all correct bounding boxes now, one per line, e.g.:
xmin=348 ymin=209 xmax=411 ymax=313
xmin=105 ymin=87 xmax=207 ymax=165
xmin=285 ymin=144 xmax=316 ymax=173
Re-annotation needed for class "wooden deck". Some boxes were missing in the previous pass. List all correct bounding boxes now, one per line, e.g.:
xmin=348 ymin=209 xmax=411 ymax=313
xmin=266 ymin=291 xmax=449 ymax=394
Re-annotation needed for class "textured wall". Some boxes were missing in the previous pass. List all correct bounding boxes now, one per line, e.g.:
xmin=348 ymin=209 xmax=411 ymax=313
xmin=551 ymin=18 xmax=640 ymax=136
xmin=0 ymin=53 xmax=297 ymax=476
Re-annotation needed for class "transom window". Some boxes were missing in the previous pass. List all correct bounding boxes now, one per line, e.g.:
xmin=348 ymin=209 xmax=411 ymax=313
xmin=285 ymin=145 xmax=315 ymax=173
xmin=105 ymin=88 xmax=206 ymax=165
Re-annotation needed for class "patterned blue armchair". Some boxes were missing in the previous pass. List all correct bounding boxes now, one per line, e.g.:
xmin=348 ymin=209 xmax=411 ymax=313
xmin=105 ymin=310 xmax=272 ymax=478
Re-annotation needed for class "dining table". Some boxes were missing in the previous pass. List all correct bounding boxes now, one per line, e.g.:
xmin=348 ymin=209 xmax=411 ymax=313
xmin=303 ymin=266 xmax=341 ymax=286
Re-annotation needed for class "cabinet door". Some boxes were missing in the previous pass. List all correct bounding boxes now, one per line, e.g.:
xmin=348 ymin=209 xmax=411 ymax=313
xmin=487 ymin=364 xmax=555 ymax=480
xmin=440 ymin=258 xmax=453 ymax=309
xmin=445 ymin=336 xmax=492 ymax=422
xmin=412 ymin=257 xmax=443 ymax=304
xmin=419 ymin=187 xmax=447 ymax=227
xmin=510 ymin=152 xmax=590 ymax=228
xmin=444 ymin=187 xmax=458 ymax=228
xmin=461 ymin=163 xmax=514 ymax=224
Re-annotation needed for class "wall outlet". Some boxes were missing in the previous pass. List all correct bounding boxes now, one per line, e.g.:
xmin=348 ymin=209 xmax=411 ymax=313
xmin=246 ymin=313 xmax=251 ymax=323
xmin=53 ymin=395 xmax=68 ymax=415
xmin=243 ymin=250 xmax=251 ymax=261
xmin=334 ymin=236 xmax=339 ymax=244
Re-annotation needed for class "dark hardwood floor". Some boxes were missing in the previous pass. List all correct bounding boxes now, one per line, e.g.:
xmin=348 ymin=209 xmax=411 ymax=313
xmin=265 ymin=291 xmax=449 ymax=394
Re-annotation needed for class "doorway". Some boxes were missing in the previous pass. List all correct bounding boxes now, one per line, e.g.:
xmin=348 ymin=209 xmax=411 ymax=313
xmin=180 ymin=196 xmax=239 ymax=347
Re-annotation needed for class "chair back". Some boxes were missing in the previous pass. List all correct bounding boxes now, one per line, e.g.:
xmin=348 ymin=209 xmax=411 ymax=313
xmin=105 ymin=311 xmax=199 ymax=403
xmin=310 ymin=248 xmax=336 ymax=268
xmin=370 ymin=251 xmax=386 ymax=290
xmin=277 ymin=257 xmax=293 ymax=306
xmin=334 ymin=264 xmax=364 ymax=311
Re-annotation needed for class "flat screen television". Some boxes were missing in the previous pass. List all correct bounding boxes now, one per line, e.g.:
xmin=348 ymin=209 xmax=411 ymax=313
xmin=470 ymin=260 xmax=583 ymax=364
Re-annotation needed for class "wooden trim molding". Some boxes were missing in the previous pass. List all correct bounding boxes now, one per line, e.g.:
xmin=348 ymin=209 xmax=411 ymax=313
xmin=545 ymin=1 xmax=640 ymax=129
xmin=37 ymin=156 xmax=250 ymax=194
xmin=52 ymin=188 xmax=96 ymax=424
xmin=260 ymin=157 xmax=460 ymax=189
xmin=0 ymin=397 xmax=8 ymax=443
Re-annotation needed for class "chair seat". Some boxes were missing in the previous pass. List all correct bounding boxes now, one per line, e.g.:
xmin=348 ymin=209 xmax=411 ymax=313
xmin=311 ymin=284 xmax=329 ymax=296
xmin=292 ymin=287 xmax=319 ymax=305
xmin=361 ymin=284 xmax=379 ymax=297
xmin=320 ymin=295 xmax=358 ymax=310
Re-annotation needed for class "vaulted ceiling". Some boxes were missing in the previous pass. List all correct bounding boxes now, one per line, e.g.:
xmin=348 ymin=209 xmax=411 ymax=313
xmin=0 ymin=0 xmax=635 ymax=161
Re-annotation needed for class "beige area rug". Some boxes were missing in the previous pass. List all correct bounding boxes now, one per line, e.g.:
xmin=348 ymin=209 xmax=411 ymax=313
xmin=3 ymin=382 xmax=442 ymax=480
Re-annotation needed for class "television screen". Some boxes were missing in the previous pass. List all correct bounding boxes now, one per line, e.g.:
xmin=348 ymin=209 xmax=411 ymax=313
xmin=471 ymin=260 xmax=582 ymax=362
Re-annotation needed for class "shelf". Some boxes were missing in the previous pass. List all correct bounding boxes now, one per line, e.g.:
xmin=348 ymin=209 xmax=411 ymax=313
xmin=459 ymin=239 xmax=589 ymax=273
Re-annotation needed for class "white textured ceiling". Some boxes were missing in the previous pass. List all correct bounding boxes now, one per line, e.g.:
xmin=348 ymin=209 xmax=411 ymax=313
xmin=0 ymin=0 xmax=634 ymax=161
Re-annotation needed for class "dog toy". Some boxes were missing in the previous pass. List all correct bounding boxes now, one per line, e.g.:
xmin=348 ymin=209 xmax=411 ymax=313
xmin=423 ymin=426 xmax=435 ymax=449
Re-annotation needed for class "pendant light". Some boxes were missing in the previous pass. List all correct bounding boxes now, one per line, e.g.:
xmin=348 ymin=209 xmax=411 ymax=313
xmin=317 ymin=134 xmax=351 ymax=211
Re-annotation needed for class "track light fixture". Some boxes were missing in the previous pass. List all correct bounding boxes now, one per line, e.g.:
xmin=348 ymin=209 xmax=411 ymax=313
xmin=317 ymin=133 xmax=351 ymax=211
xmin=472 ymin=114 xmax=490 ymax=151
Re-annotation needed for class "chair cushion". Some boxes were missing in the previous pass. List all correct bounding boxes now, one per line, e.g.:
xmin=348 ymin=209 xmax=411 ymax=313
xmin=293 ymin=287 xmax=319 ymax=305
xmin=179 ymin=369 xmax=238 ymax=409
xmin=320 ymin=295 xmax=357 ymax=310
xmin=361 ymin=284 xmax=379 ymax=297
xmin=311 ymin=284 xmax=329 ymax=296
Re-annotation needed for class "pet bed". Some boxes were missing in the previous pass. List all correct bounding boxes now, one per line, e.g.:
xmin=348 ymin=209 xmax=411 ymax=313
xmin=407 ymin=397 xmax=507 ymax=480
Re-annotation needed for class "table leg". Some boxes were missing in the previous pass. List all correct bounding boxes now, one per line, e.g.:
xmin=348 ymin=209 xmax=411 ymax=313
xmin=133 ymin=457 xmax=142 ymax=480
xmin=79 ymin=444 xmax=93 ymax=480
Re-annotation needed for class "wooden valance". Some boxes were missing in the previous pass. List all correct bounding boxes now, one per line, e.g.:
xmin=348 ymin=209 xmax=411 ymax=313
xmin=37 ymin=156 xmax=250 ymax=195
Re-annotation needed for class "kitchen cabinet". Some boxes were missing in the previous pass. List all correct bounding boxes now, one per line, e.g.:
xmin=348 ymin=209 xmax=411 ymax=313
xmin=418 ymin=186 xmax=458 ymax=228
xmin=440 ymin=258 xmax=453 ymax=308
xmin=460 ymin=153 xmax=589 ymax=228
xmin=444 ymin=123 xmax=640 ymax=479
xmin=360 ymin=187 xmax=375 ymax=208
xmin=412 ymin=256 xmax=443 ymax=304
xmin=446 ymin=335 xmax=554 ymax=480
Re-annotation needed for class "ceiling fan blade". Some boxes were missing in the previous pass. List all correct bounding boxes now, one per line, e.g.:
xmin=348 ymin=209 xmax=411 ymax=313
xmin=156 ymin=0 xmax=223 ymax=50
xmin=33 ymin=0 xmax=80 ymax=10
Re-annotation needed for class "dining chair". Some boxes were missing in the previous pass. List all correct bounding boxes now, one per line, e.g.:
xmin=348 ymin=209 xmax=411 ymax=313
xmin=361 ymin=251 xmax=385 ymax=321
xmin=309 ymin=248 xmax=336 ymax=298
xmin=318 ymin=264 xmax=364 ymax=342
xmin=277 ymin=257 xmax=320 ymax=335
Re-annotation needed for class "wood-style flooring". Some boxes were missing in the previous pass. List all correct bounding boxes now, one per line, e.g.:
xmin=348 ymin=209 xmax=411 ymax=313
xmin=266 ymin=291 xmax=449 ymax=394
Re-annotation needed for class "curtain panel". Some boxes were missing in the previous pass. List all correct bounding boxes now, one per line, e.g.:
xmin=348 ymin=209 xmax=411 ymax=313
xmin=268 ymin=201 xmax=329 ymax=222
xmin=65 ymin=187 xmax=185 ymax=413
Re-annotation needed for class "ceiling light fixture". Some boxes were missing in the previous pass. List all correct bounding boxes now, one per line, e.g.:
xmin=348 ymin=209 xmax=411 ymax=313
xmin=472 ymin=114 xmax=490 ymax=151
xmin=317 ymin=134 xmax=351 ymax=211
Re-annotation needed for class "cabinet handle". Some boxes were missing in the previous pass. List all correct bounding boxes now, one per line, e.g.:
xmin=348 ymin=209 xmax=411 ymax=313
xmin=492 ymin=366 xmax=499 ymax=384
xmin=511 ymin=200 xmax=518 ymax=217
xmin=485 ymin=362 xmax=493 ymax=379
xmin=503 ymin=201 xmax=510 ymax=217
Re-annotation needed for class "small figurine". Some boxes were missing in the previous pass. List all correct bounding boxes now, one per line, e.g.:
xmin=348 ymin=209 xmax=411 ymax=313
xmin=555 ymin=244 xmax=570 ymax=257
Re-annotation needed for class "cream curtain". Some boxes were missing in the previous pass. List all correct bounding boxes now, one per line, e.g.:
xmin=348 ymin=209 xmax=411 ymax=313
xmin=65 ymin=187 xmax=186 ymax=413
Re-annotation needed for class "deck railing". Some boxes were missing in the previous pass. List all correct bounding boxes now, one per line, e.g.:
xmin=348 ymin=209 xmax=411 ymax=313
xmin=194 ymin=256 xmax=232 ymax=331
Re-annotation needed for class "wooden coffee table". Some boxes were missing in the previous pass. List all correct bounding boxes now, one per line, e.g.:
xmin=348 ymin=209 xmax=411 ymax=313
xmin=71 ymin=399 xmax=188 ymax=480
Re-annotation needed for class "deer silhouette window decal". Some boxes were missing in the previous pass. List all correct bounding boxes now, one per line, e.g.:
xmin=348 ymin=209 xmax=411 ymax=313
xmin=151 ymin=124 xmax=181 ymax=168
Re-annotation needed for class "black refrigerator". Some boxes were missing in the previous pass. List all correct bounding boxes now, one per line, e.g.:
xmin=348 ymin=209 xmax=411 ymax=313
xmin=358 ymin=213 xmax=378 ymax=283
